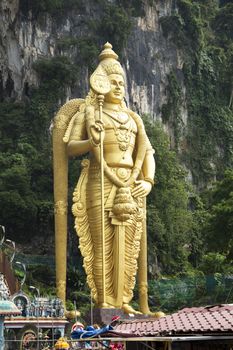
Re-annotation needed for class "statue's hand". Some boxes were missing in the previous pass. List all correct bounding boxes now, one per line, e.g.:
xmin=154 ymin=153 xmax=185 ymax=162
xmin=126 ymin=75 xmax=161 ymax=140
xmin=90 ymin=120 xmax=105 ymax=145
xmin=131 ymin=180 xmax=152 ymax=198
xmin=86 ymin=105 xmax=105 ymax=146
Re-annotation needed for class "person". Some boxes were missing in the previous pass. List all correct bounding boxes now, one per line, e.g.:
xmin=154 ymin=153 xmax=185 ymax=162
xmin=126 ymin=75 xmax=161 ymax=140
xmin=53 ymin=43 xmax=155 ymax=315
xmin=71 ymin=316 xmax=120 ymax=339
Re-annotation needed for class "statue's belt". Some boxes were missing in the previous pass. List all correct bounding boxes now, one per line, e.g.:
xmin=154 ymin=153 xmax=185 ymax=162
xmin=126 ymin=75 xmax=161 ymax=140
xmin=89 ymin=164 xmax=132 ymax=181
xmin=111 ymin=167 xmax=131 ymax=181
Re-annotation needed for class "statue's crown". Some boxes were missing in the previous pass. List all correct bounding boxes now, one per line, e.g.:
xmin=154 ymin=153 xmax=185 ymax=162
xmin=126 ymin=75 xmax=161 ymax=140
xmin=99 ymin=42 xmax=119 ymax=61
xmin=99 ymin=42 xmax=124 ymax=76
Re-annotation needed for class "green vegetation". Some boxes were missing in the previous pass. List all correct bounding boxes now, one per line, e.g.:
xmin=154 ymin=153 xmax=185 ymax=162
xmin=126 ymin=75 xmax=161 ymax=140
xmin=160 ymin=0 xmax=233 ymax=188
xmin=149 ymin=272 xmax=233 ymax=313
xmin=20 ymin=0 xmax=132 ymax=57
xmin=144 ymin=119 xmax=193 ymax=275
xmin=57 ymin=36 xmax=99 ymax=71
xmin=161 ymin=71 xmax=183 ymax=148
xmin=96 ymin=2 xmax=132 ymax=54
xmin=0 ymin=55 xmax=77 ymax=242
xmin=202 ymin=170 xmax=233 ymax=260
xmin=117 ymin=0 xmax=145 ymax=17
xmin=33 ymin=56 xmax=77 ymax=85
xmin=19 ymin=0 xmax=84 ymax=17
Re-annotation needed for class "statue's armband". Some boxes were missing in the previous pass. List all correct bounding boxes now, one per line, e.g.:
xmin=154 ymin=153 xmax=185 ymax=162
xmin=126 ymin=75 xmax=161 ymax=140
xmin=68 ymin=112 xmax=87 ymax=143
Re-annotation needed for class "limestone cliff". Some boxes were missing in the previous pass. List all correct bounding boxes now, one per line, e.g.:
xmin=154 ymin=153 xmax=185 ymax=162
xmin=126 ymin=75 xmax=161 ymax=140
xmin=0 ymin=0 xmax=182 ymax=118
xmin=0 ymin=0 xmax=232 ymax=189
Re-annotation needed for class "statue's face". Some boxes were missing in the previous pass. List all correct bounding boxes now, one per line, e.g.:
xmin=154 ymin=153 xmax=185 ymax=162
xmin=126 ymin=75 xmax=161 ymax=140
xmin=104 ymin=74 xmax=125 ymax=104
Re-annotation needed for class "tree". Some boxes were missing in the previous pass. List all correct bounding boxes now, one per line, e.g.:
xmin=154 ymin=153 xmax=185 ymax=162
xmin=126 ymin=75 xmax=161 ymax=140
xmin=203 ymin=169 xmax=233 ymax=259
xmin=144 ymin=118 xmax=195 ymax=275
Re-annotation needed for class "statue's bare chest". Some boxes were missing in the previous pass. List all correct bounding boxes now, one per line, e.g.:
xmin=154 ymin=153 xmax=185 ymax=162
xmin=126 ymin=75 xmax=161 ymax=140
xmin=102 ymin=110 xmax=137 ymax=152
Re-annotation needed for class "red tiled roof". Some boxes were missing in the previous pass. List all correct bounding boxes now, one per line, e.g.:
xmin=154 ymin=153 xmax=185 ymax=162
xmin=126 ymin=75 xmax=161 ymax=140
xmin=115 ymin=305 xmax=233 ymax=336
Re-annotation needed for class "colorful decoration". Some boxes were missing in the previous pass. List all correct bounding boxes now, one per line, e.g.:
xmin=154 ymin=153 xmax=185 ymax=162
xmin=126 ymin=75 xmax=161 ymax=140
xmin=55 ymin=337 xmax=70 ymax=349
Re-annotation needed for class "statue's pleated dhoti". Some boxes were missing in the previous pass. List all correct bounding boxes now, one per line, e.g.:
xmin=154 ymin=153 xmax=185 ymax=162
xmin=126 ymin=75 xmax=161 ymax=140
xmin=83 ymin=162 xmax=144 ymax=307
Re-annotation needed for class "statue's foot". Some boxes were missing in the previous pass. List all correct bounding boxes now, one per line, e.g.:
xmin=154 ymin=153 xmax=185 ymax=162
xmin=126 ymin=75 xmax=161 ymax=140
xmin=122 ymin=304 xmax=142 ymax=315
xmin=146 ymin=311 xmax=165 ymax=318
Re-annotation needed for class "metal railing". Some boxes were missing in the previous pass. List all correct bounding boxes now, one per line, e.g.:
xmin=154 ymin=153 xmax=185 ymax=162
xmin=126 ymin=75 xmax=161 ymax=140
xmin=4 ymin=338 xmax=125 ymax=350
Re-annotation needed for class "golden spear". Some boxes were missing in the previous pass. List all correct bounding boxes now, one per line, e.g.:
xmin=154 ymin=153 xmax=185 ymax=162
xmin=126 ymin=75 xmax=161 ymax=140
xmin=90 ymin=65 xmax=110 ymax=306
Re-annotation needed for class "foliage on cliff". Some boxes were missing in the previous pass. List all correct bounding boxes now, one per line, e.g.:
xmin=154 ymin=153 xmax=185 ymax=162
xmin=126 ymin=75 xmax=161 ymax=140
xmin=160 ymin=0 xmax=233 ymax=189
xmin=202 ymin=170 xmax=233 ymax=260
xmin=0 ymin=56 xmax=77 ymax=243
xmin=144 ymin=119 xmax=193 ymax=275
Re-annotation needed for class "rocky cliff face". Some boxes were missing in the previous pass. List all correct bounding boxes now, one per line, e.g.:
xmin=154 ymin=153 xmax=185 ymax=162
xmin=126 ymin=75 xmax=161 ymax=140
xmin=124 ymin=0 xmax=179 ymax=118
xmin=0 ymin=0 xmax=184 ymax=121
xmin=2 ymin=0 xmax=231 ymax=191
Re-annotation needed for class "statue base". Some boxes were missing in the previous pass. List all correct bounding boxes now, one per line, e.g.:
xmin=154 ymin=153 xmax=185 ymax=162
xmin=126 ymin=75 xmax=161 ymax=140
xmin=85 ymin=308 xmax=159 ymax=326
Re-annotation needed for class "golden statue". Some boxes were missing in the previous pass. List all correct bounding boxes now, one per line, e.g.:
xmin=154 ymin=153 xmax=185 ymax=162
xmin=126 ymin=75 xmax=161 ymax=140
xmin=53 ymin=43 xmax=158 ymax=315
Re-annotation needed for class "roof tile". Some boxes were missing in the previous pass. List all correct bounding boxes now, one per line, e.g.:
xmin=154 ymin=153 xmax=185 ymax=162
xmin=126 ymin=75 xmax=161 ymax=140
xmin=115 ymin=304 xmax=233 ymax=336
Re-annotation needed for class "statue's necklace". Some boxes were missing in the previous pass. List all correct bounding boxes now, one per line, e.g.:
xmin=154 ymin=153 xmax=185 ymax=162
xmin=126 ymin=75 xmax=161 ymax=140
xmin=115 ymin=124 xmax=133 ymax=151
xmin=103 ymin=110 xmax=130 ymax=124
xmin=104 ymin=110 xmax=132 ymax=151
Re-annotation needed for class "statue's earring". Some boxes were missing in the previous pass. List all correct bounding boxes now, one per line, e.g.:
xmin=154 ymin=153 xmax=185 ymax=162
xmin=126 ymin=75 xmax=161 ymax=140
xmin=123 ymin=97 xmax=128 ymax=108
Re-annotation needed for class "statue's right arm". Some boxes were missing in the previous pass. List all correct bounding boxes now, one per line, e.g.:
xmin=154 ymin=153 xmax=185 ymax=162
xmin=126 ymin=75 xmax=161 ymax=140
xmin=67 ymin=111 xmax=92 ymax=157
xmin=67 ymin=139 xmax=92 ymax=157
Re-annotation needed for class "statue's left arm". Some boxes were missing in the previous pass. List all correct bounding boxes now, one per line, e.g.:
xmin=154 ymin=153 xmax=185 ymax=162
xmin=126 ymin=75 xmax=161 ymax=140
xmin=142 ymin=144 xmax=156 ymax=186
xmin=131 ymin=123 xmax=155 ymax=198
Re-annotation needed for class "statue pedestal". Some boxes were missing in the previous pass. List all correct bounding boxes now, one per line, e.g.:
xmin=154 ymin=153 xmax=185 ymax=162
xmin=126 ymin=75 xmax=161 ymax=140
xmin=85 ymin=308 xmax=122 ymax=325
xmin=85 ymin=308 xmax=157 ymax=325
